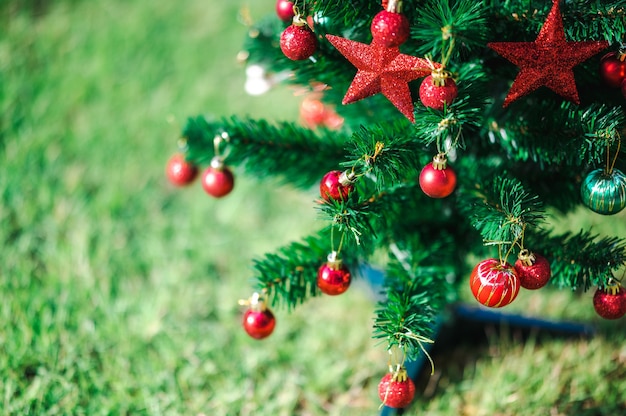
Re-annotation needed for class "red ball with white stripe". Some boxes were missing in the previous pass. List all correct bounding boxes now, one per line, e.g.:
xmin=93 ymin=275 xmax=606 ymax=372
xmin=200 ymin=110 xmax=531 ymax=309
xmin=469 ymin=258 xmax=520 ymax=308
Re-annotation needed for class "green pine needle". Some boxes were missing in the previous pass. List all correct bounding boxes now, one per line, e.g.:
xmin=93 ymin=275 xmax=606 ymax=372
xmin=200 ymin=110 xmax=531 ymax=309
xmin=463 ymin=175 xmax=545 ymax=249
xmin=373 ymin=238 xmax=455 ymax=361
xmin=526 ymin=230 xmax=626 ymax=291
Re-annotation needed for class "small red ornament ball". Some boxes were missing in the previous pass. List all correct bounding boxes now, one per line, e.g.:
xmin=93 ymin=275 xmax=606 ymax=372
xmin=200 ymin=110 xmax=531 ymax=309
xmin=320 ymin=170 xmax=354 ymax=202
xmin=275 ymin=0 xmax=295 ymax=22
xmin=300 ymin=97 xmax=344 ymax=130
xmin=300 ymin=97 xmax=327 ymax=127
xmin=470 ymin=258 xmax=520 ymax=308
xmin=280 ymin=23 xmax=317 ymax=61
xmin=419 ymin=154 xmax=457 ymax=198
xmin=317 ymin=253 xmax=351 ymax=295
xmin=202 ymin=158 xmax=234 ymax=198
xmin=600 ymin=51 xmax=626 ymax=88
xmin=370 ymin=10 xmax=410 ymax=48
xmin=243 ymin=308 xmax=276 ymax=339
xmin=593 ymin=285 xmax=626 ymax=320
xmin=166 ymin=153 xmax=198 ymax=186
xmin=514 ymin=250 xmax=551 ymax=290
xmin=419 ymin=74 xmax=458 ymax=111
xmin=378 ymin=372 xmax=416 ymax=409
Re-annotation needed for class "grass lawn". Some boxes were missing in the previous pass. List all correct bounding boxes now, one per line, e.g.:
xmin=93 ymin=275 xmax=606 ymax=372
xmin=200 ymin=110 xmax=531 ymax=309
xmin=1 ymin=1 xmax=625 ymax=415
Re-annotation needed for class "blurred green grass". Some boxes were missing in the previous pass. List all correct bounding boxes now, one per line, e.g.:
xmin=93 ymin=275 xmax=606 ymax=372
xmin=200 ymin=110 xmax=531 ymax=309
xmin=1 ymin=1 xmax=625 ymax=415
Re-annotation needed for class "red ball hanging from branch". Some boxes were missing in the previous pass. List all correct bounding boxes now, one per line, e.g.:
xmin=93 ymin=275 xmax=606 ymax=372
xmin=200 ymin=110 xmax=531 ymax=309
xmin=166 ymin=153 xmax=198 ymax=187
xmin=370 ymin=0 xmax=410 ymax=48
xmin=202 ymin=156 xmax=235 ymax=198
xmin=300 ymin=95 xmax=344 ymax=130
xmin=514 ymin=249 xmax=551 ymax=290
xmin=275 ymin=0 xmax=295 ymax=23
xmin=418 ymin=153 xmax=457 ymax=198
xmin=280 ymin=15 xmax=317 ymax=61
xmin=593 ymin=281 xmax=626 ymax=320
xmin=378 ymin=365 xmax=416 ymax=409
xmin=241 ymin=292 xmax=276 ymax=339
xmin=320 ymin=170 xmax=356 ymax=202
xmin=599 ymin=50 xmax=626 ymax=88
xmin=470 ymin=258 xmax=521 ymax=308
xmin=317 ymin=251 xmax=351 ymax=295
xmin=419 ymin=71 xmax=458 ymax=111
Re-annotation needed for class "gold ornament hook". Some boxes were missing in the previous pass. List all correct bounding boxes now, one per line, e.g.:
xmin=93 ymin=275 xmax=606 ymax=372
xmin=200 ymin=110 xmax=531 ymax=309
xmin=606 ymin=131 xmax=621 ymax=175
xmin=213 ymin=131 xmax=231 ymax=161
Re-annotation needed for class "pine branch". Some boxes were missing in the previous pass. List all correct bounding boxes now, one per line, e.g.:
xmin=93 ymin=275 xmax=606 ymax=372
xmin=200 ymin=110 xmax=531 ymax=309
xmin=460 ymin=174 xmax=545 ymax=252
xmin=315 ymin=180 xmax=424 ymax=255
xmin=484 ymin=0 xmax=626 ymax=42
xmin=483 ymin=103 xmax=625 ymax=168
xmin=242 ymin=15 xmax=405 ymax=128
xmin=253 ymin=229 xmax=362 ymax=309
xmin=525 ymin=229 xmax=626 ymax=291
xmin=312 ymin=0 xmax=382 ymax=37
xmin=411 ymin=0 xmax=489 ymax=61
xmin=413 ymin=62 xmax=489 ymax=151
xmin=181 ymin=115 xmax=347 ymax=188
xmin=342 ymin=120 xmax=425 ymax=191
xmin=316 ymin=196 xmax=380 ymax=254
xmin=563 ymin=1 xmax=626 ymax=44
xmin=241 ymin=15 xmax=358 ymax=100
xmin=373 ymin=237 xmax=455 ymax=361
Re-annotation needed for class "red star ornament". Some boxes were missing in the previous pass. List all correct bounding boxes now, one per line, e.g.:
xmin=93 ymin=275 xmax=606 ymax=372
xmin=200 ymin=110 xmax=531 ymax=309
xmin=326 ymin=34 xmax=437 ymax=122
xmin=488 ymin=0 xmax=608 ymax=107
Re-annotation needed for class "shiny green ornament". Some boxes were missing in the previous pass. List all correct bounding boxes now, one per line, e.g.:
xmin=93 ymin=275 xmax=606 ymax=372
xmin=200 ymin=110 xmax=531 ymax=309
xmin=581 ymin=168 xmax=626 ymax=215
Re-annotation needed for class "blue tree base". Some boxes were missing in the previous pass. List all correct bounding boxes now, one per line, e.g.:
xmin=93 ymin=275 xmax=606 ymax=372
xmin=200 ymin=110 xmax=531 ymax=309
xmin=359 ymin=265 xmax=596 ymax=415
xmin=379 ymin=304 xmax=595 ymax=415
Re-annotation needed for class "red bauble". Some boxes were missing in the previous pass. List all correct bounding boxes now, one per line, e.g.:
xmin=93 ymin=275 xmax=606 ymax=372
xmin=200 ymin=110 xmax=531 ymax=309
xmin=320 ymin=170 xmax=355 ymax=202
xmin=593 ymin=284 xmax=626 ymax=320
xmin=202 ymin=157 xmax=234 ymax=198
xmin=419 ymin=154 xmax=457 ymax=198
xmin=241 ymin=293 xmax=276 ymax=339
xmin=600 ymin=51 xmax=626 ymax=88
xmin=280 ymin=23 xmax=317 ymax=61
xmin=323 ymin=109 xmax=345 ymax=130
xmin=299 ymin=96 xmax=344 ymax=130
xmin=275 ymin=0 xmax=295 ymax=22
xmin=419 ymin=74 xmax=458 ymax=111
xmin=166 ymin=153 xmax=198 ymax=186
xmin=470 ymin=258 xmax=520 ymax=308
xmin=317 ymin=252 xmax=351 ymax=295
xmin=300 ymin=97 xmax=327 ymax=127
xmin=378 ymin=369 xmax=416 ymax=409
xmin=243 ymin=308 xmax=276 ymax=339
xmin=514 ymin=250 xmax=551 ymax=290
xmin=371 ymin=10 xmax=410 ymax=48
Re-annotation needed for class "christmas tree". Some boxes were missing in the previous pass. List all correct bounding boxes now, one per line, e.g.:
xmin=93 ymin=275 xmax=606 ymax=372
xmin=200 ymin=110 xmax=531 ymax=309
xmin=166 ymin=0 xmax=626 ymax=410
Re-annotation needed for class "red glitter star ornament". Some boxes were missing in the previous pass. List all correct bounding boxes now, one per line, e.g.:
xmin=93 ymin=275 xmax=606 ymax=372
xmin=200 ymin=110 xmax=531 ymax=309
xmin=488 ymin=0 xmax=608 ymax=107
xmin=326 ymin=34 xmax=437 ymax=122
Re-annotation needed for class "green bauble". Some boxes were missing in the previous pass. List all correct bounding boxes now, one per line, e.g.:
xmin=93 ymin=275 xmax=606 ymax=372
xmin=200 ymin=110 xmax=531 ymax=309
xmin=581 ymin=168 xmax=626 ymax=215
